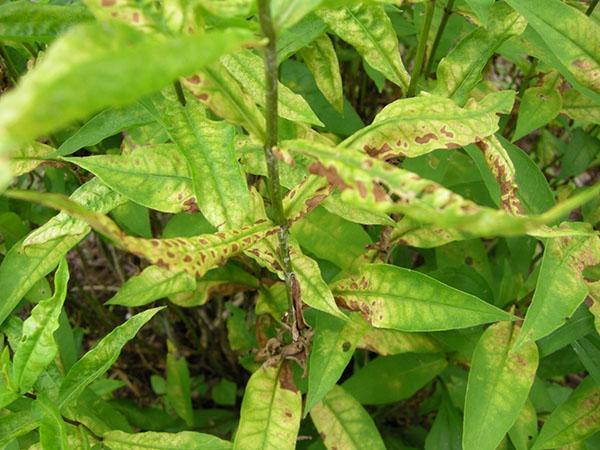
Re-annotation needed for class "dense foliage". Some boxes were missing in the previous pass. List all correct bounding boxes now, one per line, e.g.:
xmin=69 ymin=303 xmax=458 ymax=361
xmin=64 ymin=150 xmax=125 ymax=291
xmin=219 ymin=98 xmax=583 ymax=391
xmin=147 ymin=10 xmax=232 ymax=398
xmin=0 ymin=0 xmax=599 ymax=449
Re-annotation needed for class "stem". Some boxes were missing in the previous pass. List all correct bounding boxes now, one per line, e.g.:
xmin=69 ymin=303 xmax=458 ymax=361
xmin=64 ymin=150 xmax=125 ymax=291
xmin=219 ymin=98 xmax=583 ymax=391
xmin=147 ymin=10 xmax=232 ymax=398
xmin=407 ymin=0 xmax=436 ymax=97
xmin=587 ymin=0 xmax=598 ymax=15
xmin=257 ymin=0 xmax=306 ymax=339
xmin=424 ymin=0 xmax=455 ymax=78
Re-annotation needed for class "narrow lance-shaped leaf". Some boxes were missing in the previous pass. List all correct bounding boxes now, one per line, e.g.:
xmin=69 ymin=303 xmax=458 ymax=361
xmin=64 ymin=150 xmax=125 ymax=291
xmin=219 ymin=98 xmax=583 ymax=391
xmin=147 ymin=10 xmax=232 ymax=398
xmin=0 ymin=1 xmax=92 ymax=42
xmin=5 ymin=187 xmax=278 ymax=279
xmin=58 ymin=306 xmax=164 ymax=408
xmin=0 ymin=409 xmax=41 ymax=448
xmin=12 ymin=258 xmax=69 ymax=393
xmin=310 ymin=385 xmax=386 ymax=450
xmin=318 ymin=4 xmax=410 ymax=89
xmin=145 ymin=90 xmax=251 ymax=228
xmin=561 ymin=89 xmax=600 ymax=124
xmin=36 ymin=395 xmax=69 ymax=450
xmin=9 ymin=141 xmax=56 ymax=177
xmin=299 ymin=34 xmax=344 ymax=113
xmin=0 ymin=179 xmax=125 ymax=326
xmin=0 ymin=23 xmax=254 ymax=151
xmin=531 ymin=376 xmax=600 ymax=450
xmin=64 ymin=144 xmax=195 ymax=214
xmin=271 ymin=0 xmax=323 ymax=30
xmin=433 ymin=2 xmax=527 ymax=104
xmin=516 ymin=228 xmax=600 ymax=347
xmin=464 ymin=0 xmax=495 ymax=26
xmin=305 ymin=312 xmax=367 ymax=415
xmin=332 ymin=264 xmax=514 ymax=331
xmin=220 ymin=50 xmax=323 ymax=126
xmin=463 ymin=321 xmax=539 ymax=450
xmin=233 ymin=362 xmax=301 ymax=450
xmin=103 ymin=431 xmax=232 ymax=450
xmin=341 ymin=91 xmax=515 ymax=159
xmin=504 ymin=0 xmax=600 ymax=96
xmin=509 ymin=400 xmax=538 ymax=450
xmin=281 ymin=139 xmax=600 ymax=237
xmin=166 ymin=343 xmax=194 ymax=427
xmin=106 ymin=265 xmax=196 ymax=307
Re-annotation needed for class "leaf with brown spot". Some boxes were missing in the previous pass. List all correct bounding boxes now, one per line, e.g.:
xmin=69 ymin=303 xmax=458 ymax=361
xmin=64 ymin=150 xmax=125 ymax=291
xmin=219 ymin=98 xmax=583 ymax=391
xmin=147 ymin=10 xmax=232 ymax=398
xmin=341 ymin=91 xmax=515 ymax=159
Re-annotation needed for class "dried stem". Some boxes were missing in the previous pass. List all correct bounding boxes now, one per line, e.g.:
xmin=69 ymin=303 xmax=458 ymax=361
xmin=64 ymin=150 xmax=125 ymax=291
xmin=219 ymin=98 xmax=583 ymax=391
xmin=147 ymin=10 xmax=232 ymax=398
xmin=257 ymin=0 xmax=306 ymax=340
xmin=407 ymin=0 xmax=436 ymax=97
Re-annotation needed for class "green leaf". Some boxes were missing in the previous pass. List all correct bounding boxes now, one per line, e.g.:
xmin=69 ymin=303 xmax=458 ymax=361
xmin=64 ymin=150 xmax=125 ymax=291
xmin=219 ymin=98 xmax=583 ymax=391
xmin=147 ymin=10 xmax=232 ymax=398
xmin=318 ymin=4 xmax=410 ymax=89
xmin=332 ymin=264 xmax=514 ymax=331
xmin=561 ymin=89 xmax=600 ymax=124
xmin=146 ymin=90 xmax=251 ymax=227
xmin=299 ymin=34 xmax=344 ymax=113
xmin=12 ymin=258 xmax=69 ymax=392
xmin=0 ymin=409 xmax=40 ymax=447
xmin=56 ymin=103 xmax=154 ymax=156
xmin=310 ymin=385 xmax=386 ymax=450
xmin=342 ymin=91 xmax=514 ymax=159
xmin=509 ymin=400 xmax=538 ymax=450
xmin=517 ymin=229 xmax=600 ymax=346
xmin=233 ymin=363 xmax=301 ymax=450
xmin=166 ymin=345 xmax=194 ymax=427
xmin=505 ymin=0 xmax=600 ymax=96
xmin=103 ymin=431 xmax=232 ymax=450
xmin=9 ymin=141 xmax=55 ymax=177
xmin=464 ymin=0 xmax=495 ymax=26
xmin=532 ymin=377 xmax=600 ymax=450
xmin=0 ymin=23 xmax=254 ymax=150
xmin=463 ymin=321 xmax=539 ymax=450
xmin=425 ymin=393 xmax=462 ymax=450
xmin=305 ymin=312 xmax=367 ymax=414
xmin=342 ymin=353 xmax=447 ymax=405
xmin=37 ymin=395 xmax=69 ymax=450
xmin=106 ymin=265 xmax=196 ymax=307
xmin=65 ymin=144 xmax=195 ymax=214
xmin=434 ymin=2 xmax=526 ymax=104
xmin=0 ymin=1 xmax=92 ymax=42
xmin=58 ymin=307 xmax=164 ymax=408
xmin=358 ymin=327 xmax=443 ymax=355
xmin=277 ymin=14 xmax=327 ymax=64
xmin=220 ymin=50 xmax=323 ymax=126
xmin=0 ymin=179 xmax=124 ymax=326
xmin=513 ymin=72 xmax=562 ymax=141
xmin=272 ymin=0 xmax=323 ymax=30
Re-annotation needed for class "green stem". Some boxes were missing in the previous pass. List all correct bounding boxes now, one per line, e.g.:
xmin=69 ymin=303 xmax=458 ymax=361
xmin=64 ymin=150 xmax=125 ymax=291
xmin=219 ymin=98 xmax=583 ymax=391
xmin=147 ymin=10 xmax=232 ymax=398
xmin=586 ymin=0 xmax=599 ymax=15
xmin=424 ymin=0 xmax=455 ymax=78
xmin=407 ymin=0 xmax=436 ymax=97
xmin=257 ymin=0 xmax=306 ymax=339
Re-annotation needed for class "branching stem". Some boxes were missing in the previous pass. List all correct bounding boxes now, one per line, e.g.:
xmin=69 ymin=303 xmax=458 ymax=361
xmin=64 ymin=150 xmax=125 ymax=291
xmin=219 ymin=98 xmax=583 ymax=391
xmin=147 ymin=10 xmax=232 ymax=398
xmin=407 ymin=0 xmax=436 ymax=97
xmin=257 ymin=0 xmax=306 ymax=340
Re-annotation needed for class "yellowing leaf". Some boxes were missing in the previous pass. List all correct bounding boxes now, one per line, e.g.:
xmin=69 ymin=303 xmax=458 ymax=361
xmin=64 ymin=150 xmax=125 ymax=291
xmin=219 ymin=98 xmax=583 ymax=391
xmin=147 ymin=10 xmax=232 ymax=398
xmin=463 ymin=321 xmax=539 ymax=450
xmin=561 ymin=89 xmax=600 ymax=124
xmin=341 ymin=91 xmax=515 ymax=159
xmin=332 ymin=264 xmax=514 ymax=331
xmin=318 ymin=4 xmax=410 ymax=89
xmin=103 ymin=431 xmax=232 ymax=450
xmin=310 ymin=385 xmax=386 ymax=450
xmin=10 ymin=142 xmax=55 ymax=177
xmin=233 ymin=363 xmax=301 ymax=450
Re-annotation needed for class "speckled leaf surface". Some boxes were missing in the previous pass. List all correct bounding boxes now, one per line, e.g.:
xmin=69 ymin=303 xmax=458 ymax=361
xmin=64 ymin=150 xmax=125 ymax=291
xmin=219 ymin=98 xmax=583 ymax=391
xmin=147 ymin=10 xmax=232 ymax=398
xmin=104 ymin=431 xmax=232 ymax=450
xmin=463 ymin=321 xmax=539 ymax=450
xmin=233 ymin=363 xmax=301 ymax=450
xmin=332 ymin=264 xmax=514 ymax=331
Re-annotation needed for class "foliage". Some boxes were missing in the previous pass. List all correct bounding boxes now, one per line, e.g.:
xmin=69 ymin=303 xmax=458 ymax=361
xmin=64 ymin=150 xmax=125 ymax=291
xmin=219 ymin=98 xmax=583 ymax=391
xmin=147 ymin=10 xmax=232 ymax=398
xmin=0 ymin=0 xmax=599 ymax=449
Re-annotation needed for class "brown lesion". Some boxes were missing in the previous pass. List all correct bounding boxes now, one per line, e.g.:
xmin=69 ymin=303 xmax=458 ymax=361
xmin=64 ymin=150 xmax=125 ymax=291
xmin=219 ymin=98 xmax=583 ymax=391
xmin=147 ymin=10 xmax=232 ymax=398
xmin=415 ymin=133 xmax=439 ymax=145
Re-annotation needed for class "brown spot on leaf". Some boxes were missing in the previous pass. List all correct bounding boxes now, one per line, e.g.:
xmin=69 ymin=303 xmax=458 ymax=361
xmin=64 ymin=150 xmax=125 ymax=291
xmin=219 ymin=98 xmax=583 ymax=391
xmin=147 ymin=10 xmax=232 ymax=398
xmin=445 ymin=143 xmax=461 ymax=149
xmin=440 ymin=125 xmax=454 ymax=139
xmin=279 ymin=362 xmax=298 ymax=392
xmin=308 ymin=162 xmax=351 ymax=190
xmin=101 ymin=0 xmax=116 ymax=6
xmin=372 ymin=182 xmax=388 ymax=202
xmin=356 ymin=181 xmax=368 ymax=198
xmin=183 ymin=255 xmax=192 ymax=263
xmin=415 ymin=133 xmax=438 ymax=144
xmin=132 ymin=11 xmax=140 ymax=22
xmin=187 ymin=74 xmax=201 ymax=84
xmin=195 ymin=93 xmax=209 ymax=101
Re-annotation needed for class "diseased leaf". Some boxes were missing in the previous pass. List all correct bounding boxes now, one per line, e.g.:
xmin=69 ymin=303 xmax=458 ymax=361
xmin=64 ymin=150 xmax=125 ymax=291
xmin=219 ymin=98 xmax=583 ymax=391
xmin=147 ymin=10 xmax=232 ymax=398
xmin=505 ymin=0 xmax=600 ymax=96
xmin=310 ymin=385 xmax=386 ymax=450
xmin=318 ymin=4 xmax=410 ymax=89
xmin=463 ymin=321 xmax=539 ymax=450
xmin=0 ymin=409 xmax=40 ymax=447
xmin=0 ymin=1 xmax=92 ymax=42
xmin=517 ymin=228 xmax=600 ymax=346
xmin=145 ymin=90 xmax=251 ymax=227
xmin=9 ymin=141 xmax=55 ymax=177
xmin=12 ymin=258 xmax=69 ymax=393
xmin=434 ymin=2 xmax=526 ymax=104
xmin=332 ymin=264 xmax=514 ymax=331
xmin=358 ymin=327 xmax=443 ymax=355
xmin=58 ymin=307 xmax=163 ymax=408
xmin=305 ymin=312 xmax=367 ymax=414
xmin=561 ymin=89 xmax=600 ymax=124
xmin=233 ymin=363 xmax=301 ymax=450
xmin=0 ymin=24 xmax=254 ymax=151
xmin=103 ymin=431 xmax=232 ymax=450
xmin=532 ymin=377 xmax=600 ymax=450
xmin=83 ymin=0 xmax=154 ymax=28
xmin=106 ymin=265 xmax=196 ymax=307
xmin=464 ymin=0 xmax=495 ymax=26
xmin=341 ymin=91 xmax=515 ymax=160
xmin=221 ymin=50 xmax=322 ymax=126
xmin=342 ymin=353 xmax=447 ymax=405
xmin=509 ymin=400 xmax=538 ymax=450
xmin=299 ymin=34 xmax=344 ymax=113
xmin=0 ymin=179 xmax=125 ymax=326
xmin=37 ymin=395 xmax=69 ymax=450
xmin=65 ymin=144 xmax=195 ymax=213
